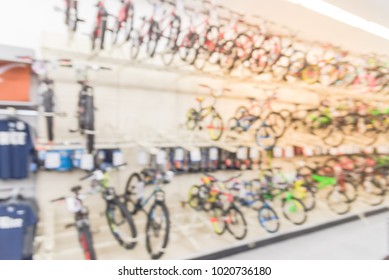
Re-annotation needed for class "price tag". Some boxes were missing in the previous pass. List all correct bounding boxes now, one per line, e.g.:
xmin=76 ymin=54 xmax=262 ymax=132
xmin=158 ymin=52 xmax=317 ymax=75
xmin=156 ymin=150 xmax=167 ymax=165
xmin=236 ymin=147 xmax=248 ymax=160
xmin=113 ymin=150 xmax=124 ymax=166
xmin=93 ymin=170 xmax=104 ymax=181
xmin=303 ymin=146 xmax=314 ymax=156
xmin=190 ymin=149 xmax=201 ymax=162
xmin=174 ymin=148 xmax=184 ymax=161
xmin=209 ymin=148 xmax=219 ymax=160
xmin=285 ymin=146 xmax=294 ymax=158
xmin=44 ymin=152 xmax=61 ymax=169
xmin=273 ymin=147 xmax=283 ymax=158
xmin=80 ymin=154 xmax=94 ymax=171
xmin=137 ymin=149 xmax=148 ymax=165
xmin=66 ymin=197 xmax=82 ymax=213
xmin=249 ymin=147 xmax=259 ymax=159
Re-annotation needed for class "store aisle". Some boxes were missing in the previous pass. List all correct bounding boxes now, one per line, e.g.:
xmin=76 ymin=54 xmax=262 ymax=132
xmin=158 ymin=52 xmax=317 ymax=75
xmin=224 ymin=212 xmax=389 ymax=260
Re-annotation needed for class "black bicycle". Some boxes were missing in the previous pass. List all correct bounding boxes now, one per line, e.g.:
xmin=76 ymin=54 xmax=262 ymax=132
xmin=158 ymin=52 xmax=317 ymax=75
xmin=80 ymin=164 xmax=138 ymax=250
xmin=124 ymin=170 xmax=171 ymax=259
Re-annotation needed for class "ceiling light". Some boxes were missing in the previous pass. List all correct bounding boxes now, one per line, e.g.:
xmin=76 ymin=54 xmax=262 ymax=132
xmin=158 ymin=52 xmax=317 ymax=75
xmin=288 ymin=0 xmax=389 ymax=40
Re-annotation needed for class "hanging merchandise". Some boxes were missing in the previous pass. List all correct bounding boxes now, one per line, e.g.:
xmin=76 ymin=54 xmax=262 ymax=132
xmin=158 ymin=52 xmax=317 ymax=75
xmin=0 ymin=119 xmax=36 ymax=180
xmin=40 ymin=79 xmax=56 ymax=142
xmin=95 ymin=149 xmax=124 ymax=170
xmin=0 ymin=191 xmax=38 ymax=260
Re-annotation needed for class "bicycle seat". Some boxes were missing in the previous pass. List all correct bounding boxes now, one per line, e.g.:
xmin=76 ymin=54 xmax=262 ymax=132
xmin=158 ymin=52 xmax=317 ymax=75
xmin=71 ymin=185 xmax=82 ymax=193
xmin=196 ymin=97 xmax=205 ymax=103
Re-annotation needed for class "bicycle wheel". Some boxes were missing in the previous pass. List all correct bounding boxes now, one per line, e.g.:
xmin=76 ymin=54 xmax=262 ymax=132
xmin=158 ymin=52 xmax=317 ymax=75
xmin=258 ymin=205 xmax=280 ymax=233
xmin=78 ymin=225 xmax=97 ymax=260
xmin=146 ymin=22 xmax=161 ymax=58
xmin=187 ymin=185 xmax=202 ymax=211
xmin=146 ymin=202 xmax=170 ymax=260
xmin=210 ymin=205 xmax=226 ymax=235
xmin=129 ymin=30 xmax=141 ymax=60
xmin=326 ymin=188 xmax=350 ymax=215
xmin=264 ymin=112 xmax=286 ymax=138
xmin=301 ymin=64 xmax=320 ymax=84
xmin=106 ymin=200 xmax=137 ymax=249
xmin=322 ymin=128 xmax=345 ymax=147
xmin=255 ymin=121 xmax=277 ymax=150
xmin=226 ymin=206 xmax=247 ymax=240
xmin=293 ymin=185 xmax=316 ymax=211
xmin=186 ymin=108 xmax=198 ymax=130
xmin=359 ymin=179 xmax=385 ymax=206
xmin=282 ymin=197 xmax=307 ymax=225
xmin=124 ymin=172 xmax=143 ymax=214
xmin=207 ymin=113 xmax=224 ymax=141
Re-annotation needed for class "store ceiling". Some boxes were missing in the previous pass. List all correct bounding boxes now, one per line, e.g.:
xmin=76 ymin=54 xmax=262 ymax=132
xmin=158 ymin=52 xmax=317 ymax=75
xmin=220 ymin=0 xmax=389 ymax=56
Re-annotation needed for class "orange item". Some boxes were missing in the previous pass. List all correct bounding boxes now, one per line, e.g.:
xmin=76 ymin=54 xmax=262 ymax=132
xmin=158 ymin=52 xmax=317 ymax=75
xmin=0 ymin=61 xmax=31 ymax=102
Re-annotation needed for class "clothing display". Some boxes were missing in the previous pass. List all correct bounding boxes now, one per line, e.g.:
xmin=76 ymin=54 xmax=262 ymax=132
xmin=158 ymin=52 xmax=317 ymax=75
xmin=0 ymin=119 xmax=35 ymax=180
xmin=0 ymin=196 xmax=38 ymax=260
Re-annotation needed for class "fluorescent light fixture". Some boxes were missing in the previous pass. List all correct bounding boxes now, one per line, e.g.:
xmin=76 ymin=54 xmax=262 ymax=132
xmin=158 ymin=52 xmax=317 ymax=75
xmin=288 ymin=0 xmax=389 ymax=40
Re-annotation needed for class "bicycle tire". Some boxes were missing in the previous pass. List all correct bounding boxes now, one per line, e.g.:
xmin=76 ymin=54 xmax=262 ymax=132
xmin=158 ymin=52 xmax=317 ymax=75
xmin=326 ymin=188 xmax=350 ymax=215
xmin=209 ymin=205 xmax=226 ymax=235
xmin=186 ymin=108 xmax=198 ymax=130
xmin=129 ymin=30 xmax=141 ymax=60
xmin=146 ymin=21 xmax=161 ymax=58
xmin=179 ymin=32 xmax=199 ymax=64
xmin=106 ymin=199 xmax=137 ymax=249
xmin=258 ymin=205 xmax=280 ymax=233
xmin=282 ymin=197 xmax=307 ymax=225
xmin=255 ymin=121 xmax=277 ymax=150
xmin=226 ymin=206 xmax=248 ymax=240
xmin=124 ymin=172 xmax=143 ymax=214
xmin=208 ymin=113 xmax=224 ymax=141
xmin=293 ymin=184 xmax=316 ymax=211
xmin=146 ymin=202 xmax=170 ymax=260
xmin=360 ymin=178 xmax=385 ymax=206
xmin=78 ymin=225 xmax=97 ymax=260
xmin=264 ymin=112 xmax=286 ymax=138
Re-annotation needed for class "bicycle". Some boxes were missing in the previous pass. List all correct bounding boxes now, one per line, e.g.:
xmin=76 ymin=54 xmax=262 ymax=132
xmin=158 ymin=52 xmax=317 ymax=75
xmin=251 ymin=170 xmax=308 ymax=225
xmin=62 ymin=63 xmax=111 ymax=154
xmin=124 ymin=170 xmax=172 ymax=259
xmin=111 ymin=0 xmax=135 ymax=45
xmin=51 ymin=186 xmax=97 ymax=260
xmin=186 ymin=85 xmax=227 ymax=141
xmin=229 ymin=178 xmax=280 ymax=233
xmin=91 ymin=0 xmax=114 ymax=51
xmin=188 ymin=173 xmax=248 ymax=240
xmin=80 ymin=164 xmax=138 ymax=249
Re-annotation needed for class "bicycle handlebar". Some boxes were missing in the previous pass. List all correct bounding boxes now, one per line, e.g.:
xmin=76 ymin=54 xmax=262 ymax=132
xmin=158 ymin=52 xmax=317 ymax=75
xmin=79 ymin=163 xmax=128 ymax=181
xmin=50 ymin=197 xmax=66 ymax=203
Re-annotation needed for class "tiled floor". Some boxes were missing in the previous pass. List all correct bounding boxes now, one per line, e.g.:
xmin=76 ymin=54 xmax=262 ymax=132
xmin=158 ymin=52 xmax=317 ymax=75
xmin=33 ymin=167 xmax=389 ymax=260
xmin=224 ymin=212 xmax=389 ymax=260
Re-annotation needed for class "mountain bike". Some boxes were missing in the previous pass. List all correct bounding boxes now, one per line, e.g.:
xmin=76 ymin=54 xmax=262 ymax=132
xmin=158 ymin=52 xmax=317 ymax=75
xmin=51 ymin=185 xmax=97 ymax=260
xmin=186 ymin=85 xmax=227 ymax=141
xmin=124 ymin=170 xmax=171 ymax=259
xmin=80 ymin=164 xmax=138 ymax=249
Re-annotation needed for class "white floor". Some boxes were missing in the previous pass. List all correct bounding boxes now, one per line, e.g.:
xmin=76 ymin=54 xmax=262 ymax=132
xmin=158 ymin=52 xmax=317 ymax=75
xmin=224 ymin=212 xmax=389 ymax=260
